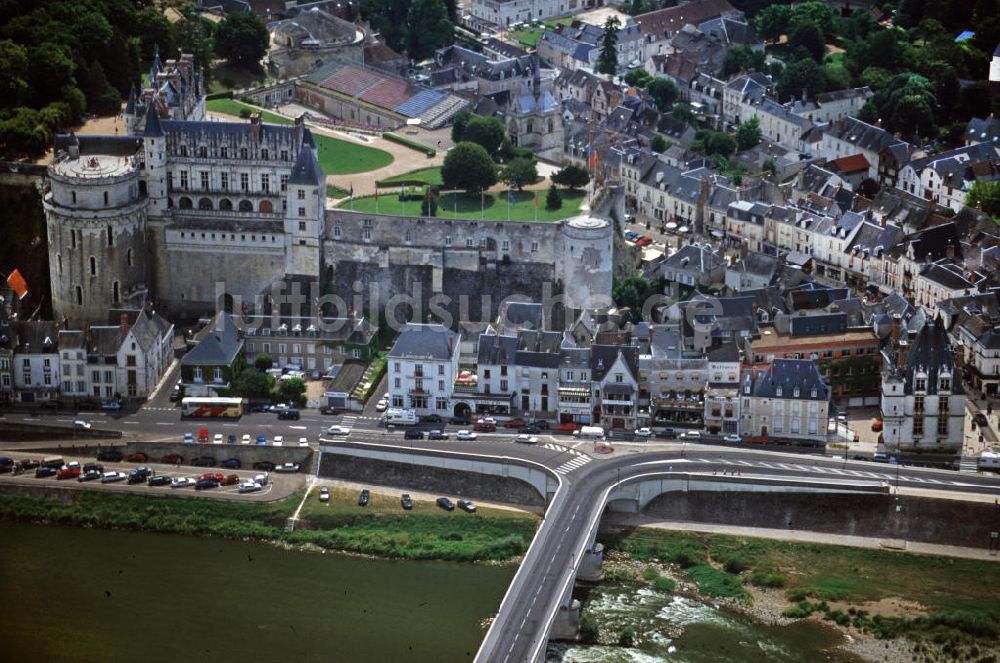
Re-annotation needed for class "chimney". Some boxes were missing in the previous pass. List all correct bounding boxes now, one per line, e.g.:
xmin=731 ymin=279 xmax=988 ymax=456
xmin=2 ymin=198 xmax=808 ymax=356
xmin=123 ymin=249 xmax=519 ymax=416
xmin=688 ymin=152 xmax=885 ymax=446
xmin=250 ymin=112 xmax=262 ymax=144
xmin=293 ymin=114 xmax=304 ymax=147
xmin=120 ymin=312 xmax=129 ymax=338
xmin=891 ymin=313 xmax=900 ymax=345
xmin=801 ymin=87 xmax=807 ymax=102
xmin=946 ymin=242 xmax=955 ymax=259
xmin=448 ymin=334 xmax=454 ymax=357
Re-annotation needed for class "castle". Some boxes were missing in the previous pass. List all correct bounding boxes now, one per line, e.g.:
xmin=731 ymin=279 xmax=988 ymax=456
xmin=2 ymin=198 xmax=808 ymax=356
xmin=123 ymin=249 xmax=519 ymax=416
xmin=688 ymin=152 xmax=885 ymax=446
xmin=44 ymin=54 xmax=611 ymax=327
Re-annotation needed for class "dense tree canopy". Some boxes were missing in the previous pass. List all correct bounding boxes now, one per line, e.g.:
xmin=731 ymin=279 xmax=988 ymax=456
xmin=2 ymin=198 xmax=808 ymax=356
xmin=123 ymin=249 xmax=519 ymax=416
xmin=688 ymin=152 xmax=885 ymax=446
xmin=552 ymin=163 xmax=590 ymax=190
xmin=736 ymin=117 xmax=761 ymax=151
xmin=966 ymin=180 xmax=1000 ymax=218
xmin=500 ymin=157 xmax=538 ymax=191
xmin=442 ymin=142 xmax=498 ymax=192
xmin=406 ymin=0 xmax=453 ymax=61
xmin=691 ymin=130 xmax=736 ymax=158
xmin=775 ymin=58 xmax=827 ymax=102
xmin=215 ymin=12 xmax=269 ymax=66
xmin=597 ymin=16 xmax=621 ymax=75
xmin=647 ymin=77 xmax=679 ymax=111
xmin=463 ymin=115 xmax=507 ymax=158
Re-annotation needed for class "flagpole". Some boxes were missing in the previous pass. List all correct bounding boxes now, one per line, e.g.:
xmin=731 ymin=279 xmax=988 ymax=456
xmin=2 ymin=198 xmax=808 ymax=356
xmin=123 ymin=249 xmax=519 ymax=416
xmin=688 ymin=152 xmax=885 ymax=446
xmin=481 ymin=188 xmax=485 ymax=220
xmin=453 ymin=192 xmax=457 ymax=218
xmin=375 ymin=188 xmax=379 ymax=214
xmin=534 ymin=191 xmax=538 ymax=222
xmin=507 ymin=189 xmax=511 ymax=221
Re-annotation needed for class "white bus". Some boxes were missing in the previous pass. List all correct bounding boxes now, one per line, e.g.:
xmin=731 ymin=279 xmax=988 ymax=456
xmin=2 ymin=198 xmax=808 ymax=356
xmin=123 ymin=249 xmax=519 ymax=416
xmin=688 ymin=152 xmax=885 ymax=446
xmin=575 ymin=425 xmax=606 ymax=441
xmin=384 ymin=408 xmax=418 ymax=426
xmin=181 ymin=397 xmax=244 ymax=418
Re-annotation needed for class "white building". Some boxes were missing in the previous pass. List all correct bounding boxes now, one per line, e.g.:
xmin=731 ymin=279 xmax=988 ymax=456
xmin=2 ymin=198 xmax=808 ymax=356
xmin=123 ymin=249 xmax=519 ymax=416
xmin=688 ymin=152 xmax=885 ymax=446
xmin=740 ymin=358 xmax=830 ymax=444
xmin=470 ymin=0 xmax=569 ymax=28
xmin=387 ymin=323 xmax=460 ymax=416
xmin=11 ymin=321 xmax=61 ymax=404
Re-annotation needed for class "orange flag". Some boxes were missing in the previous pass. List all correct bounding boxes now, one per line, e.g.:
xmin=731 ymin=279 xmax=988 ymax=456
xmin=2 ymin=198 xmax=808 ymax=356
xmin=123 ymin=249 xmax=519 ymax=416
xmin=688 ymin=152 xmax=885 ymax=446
xmin=534 ymin=191 xmax=539 ymax=208
xmin=6 ymin=268 xmax=27 ymax=300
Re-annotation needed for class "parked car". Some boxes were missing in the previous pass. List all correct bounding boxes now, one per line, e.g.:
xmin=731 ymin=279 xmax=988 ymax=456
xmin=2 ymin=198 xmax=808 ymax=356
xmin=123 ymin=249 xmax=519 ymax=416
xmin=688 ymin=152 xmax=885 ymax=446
xmin=319 ymin=487 xmax=330 ymax=502
xmin=401 ymin=494 xmax=413 ymax=510
xmin=160 ymin=454 xmax=183 ymax=465
xmin=256 ymin=435 xmax=267 ymax=446
xmin=624 ymin=230 xmax=639 ymax=241
xmin=18 ymin=458 xmax=40 ymax=470
xmin=183 ymin=433 xmax=194 ymax=444
xmin=190 ymin=456 xmax=217 ymax=467
xmin=358 ymin=489 xmax=370 ymax=506
xmin=197 ymin=429 xmax=209 ymax=443
xmin=420 ymin=414 xmax=442 ymax=423
xmin=634 ymin=428 xmax=652 ymax=438
xmin=0 ymin=457 xmax=15 ymax=473
xmin=101 ymin=401 xmax=122 ymax=411
xmin=101 ymin=471 xmax=127 ymax=483
xmin=319 ymin=405 xmax=338 ymax=415
xmin=436 ymin=497 xmax=455 ymax=511
xmin=148 ymin=475 xmax=171 ymax=487
xmin=195 ymin=477 xmax=219 ymax=490
xmin=298 ymin=437 xmax=309 ymax=447
xmin=457 ymin=499 xmax=477 ymax=513
xmin=83 ymin=462 xmax=104 ymax=474
xmin=253 ymin=461 xmax=276 ymax=472
xmin=221 ymin=474 xmax=240 ymax=486
xmin=404 ymin=429 xmax=424 ymax=440
xmin=241 ymin=434 xmax=252 ymax=445
xmin=277 ymin=409 xmax=301 ymax=420
xmin=428 ymin=430 xmax=448 ymax=440
xmin=250 ymin=404 xmax=271 ymax=413
xmin=655 ymin=429 xmax=677 ymax=439
xmin=456 ymin=430 xmax=477 ymax=441
xmin=519 ymin=425 xmax=542 ymax=434
xmin=872 ymin=418 xmax=885 ymax=432
xmin=171 ymin=477 xmax=196 ymax=488
xmin=126 ymin=452 xmax=147 ymax=462
xmin=78 ymin=470 xmax=102 ymax=482
xmin=199 ymin=472 xmax=224 ymax=483
xmin=635 ymin=235 xmax=653 ymax=247
xmin=96 ymin=449 xmax=123 ymax=462
xmin=253 ymin=473 xmax=269 ymax=486
xmin=723 ymin=434 xmax=742 ymax=443
xmin=212 ymin=434 xmax=224 ymax=444
xmin=530 ymin=420 xmax=550 ymax=430
xmin=325 ymin=425 xmax=351 ymax=436
xmin=272 ymin=436 xmax=284 ymax=447
xmin=169 ymin=384 xmax=182 ymax=402
xmin=556 ymin=422 xmax=578 ymax=434
xmin=275 ymin=462 xmax=300 ymax=473
xmin=227 ymin=434 xmax=237 ymax=444
xmin=514 ymin=434 xmax=538 ymax=444
xmin=681 ymin=430 xmax=702 ymax=440
xmin=473 ymin=420 xmax=496 ymax=432
xmin=221 ymin=458 xmax=241 ymax=469
xmin=57 ymin=466 xmax=81 ymax=480
xmin=449 ymin=416 xmax=470 ymax=425
xmin=873 ymin=451 xmax=890 ymax=463
xmin=269 ymin=403 xmax=291 ymax=413
xmin=503 ymin=418 xmax=526 ymax=429
xmin=127 ymin=467 xmax=153 ymax=484
xmin=375 ymin=397 xmax=389 ymax=412
xmin=238 ymin=480 xmax=261 ymax=494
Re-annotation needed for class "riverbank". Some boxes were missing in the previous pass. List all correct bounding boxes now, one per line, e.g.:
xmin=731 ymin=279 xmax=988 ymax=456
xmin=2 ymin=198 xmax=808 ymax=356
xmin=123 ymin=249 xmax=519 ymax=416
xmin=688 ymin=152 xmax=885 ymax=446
xmin=580 ymin=526 xmax=1000 ymax=663
xmin=0 ymin=487 xmax=539 ymax=563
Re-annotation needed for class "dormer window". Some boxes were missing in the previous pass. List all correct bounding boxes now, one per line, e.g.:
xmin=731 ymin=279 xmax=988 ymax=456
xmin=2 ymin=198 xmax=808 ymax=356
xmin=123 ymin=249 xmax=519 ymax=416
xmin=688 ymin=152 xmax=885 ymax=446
xmin=914 ymin=377 xmax=926 ymax=391
xmin=939 ymin=376 xmax=950 ymax=391
xmin=810 ymin=388 xmax=817 ymax=398
xmin=793 ymin=387 xmax=800 ymax=398
xmin=776 ymin=386 xmax=783 ymax=397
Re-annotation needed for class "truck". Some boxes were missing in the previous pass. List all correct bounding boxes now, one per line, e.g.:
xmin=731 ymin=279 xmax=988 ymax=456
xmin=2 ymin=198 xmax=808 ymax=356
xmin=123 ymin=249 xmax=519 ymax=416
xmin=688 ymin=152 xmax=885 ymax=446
xmin=384 ymin=408 xmax=418 ymax=426
xmin=575 ymin=425 xmax=606 ymax=441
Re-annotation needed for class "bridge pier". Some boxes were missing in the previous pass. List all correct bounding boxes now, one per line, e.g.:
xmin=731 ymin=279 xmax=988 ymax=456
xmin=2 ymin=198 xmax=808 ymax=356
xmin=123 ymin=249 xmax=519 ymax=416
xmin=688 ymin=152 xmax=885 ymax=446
xmin=576 ymin=542 xmax=604 ymax=583
xmin=549 ymin=598 xmax=581 ymax=640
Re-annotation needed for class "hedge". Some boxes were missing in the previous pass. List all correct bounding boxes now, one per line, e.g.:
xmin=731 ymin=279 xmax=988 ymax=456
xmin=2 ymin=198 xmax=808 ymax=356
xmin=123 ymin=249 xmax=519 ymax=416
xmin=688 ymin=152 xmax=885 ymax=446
xmin=205 ymin=90 xmax=234 ymax=101
xmin=383 ymin=132 xmax=436 ymax=157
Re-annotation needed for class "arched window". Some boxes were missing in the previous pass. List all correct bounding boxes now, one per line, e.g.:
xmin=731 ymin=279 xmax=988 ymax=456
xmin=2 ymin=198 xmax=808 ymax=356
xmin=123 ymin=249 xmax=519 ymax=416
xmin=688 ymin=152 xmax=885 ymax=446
xmin=113 ymin=281 xmax=120 ymax=304
xmin=57 ymin=254 xmax=62 ymax=275
xmin=219 ymin=199 xmax=233 ymax=211
xmin=103 ymin=191 xmax=109 ymax=205
xmin=198 ymin=197 xmax=213 ymax=210
xmin=259 ymin=200 xmax=273 ymax=213
xmin=107 ymin=225 xmax=114 ymax=247
xmin=179 ymin=197 xmax=192 ymax=209
xmin=138 ymin=180 xmax=147 ymax=196
xmin=238 ymin=200 xmax=253 ymax=212
xmin=89 ymin=256 xmax=97 ymax=276
xmin=75 ymin=285 xmax=83 ymax=306
xmin=198 ymin=146 xmax=207 ymax=158
xmin=180 ymin=146 xmax=187 ymax=157
xmin=127 ymin=249 xmax=133 ymax=267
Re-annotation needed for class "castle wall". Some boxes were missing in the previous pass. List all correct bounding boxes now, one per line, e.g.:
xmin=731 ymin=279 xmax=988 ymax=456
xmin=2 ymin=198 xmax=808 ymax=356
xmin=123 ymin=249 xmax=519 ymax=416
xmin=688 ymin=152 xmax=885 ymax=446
xmin=295 ymin=82 xmax=406 ymax=130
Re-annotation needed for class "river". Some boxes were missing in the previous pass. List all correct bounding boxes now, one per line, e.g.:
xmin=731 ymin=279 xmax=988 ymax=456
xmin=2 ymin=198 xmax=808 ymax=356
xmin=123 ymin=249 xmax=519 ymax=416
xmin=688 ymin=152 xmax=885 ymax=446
xmin=0 ymin=522 xmax=513 ymax=663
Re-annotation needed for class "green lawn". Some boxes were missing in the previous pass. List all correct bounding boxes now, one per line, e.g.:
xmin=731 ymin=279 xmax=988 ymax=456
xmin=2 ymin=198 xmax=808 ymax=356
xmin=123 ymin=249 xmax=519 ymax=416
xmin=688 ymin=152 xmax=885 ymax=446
xmin=206 ymin=99 xmax=395 ymax=175
xmin=327 ymin=184 xmax=350 ymax=199
xmin=377 ymin=167 xmax=443 ymax=186
xmin=509 ymin=17 xmax=574 ymax=48
xmin=338 ymin=188 xmax=586 ymax=222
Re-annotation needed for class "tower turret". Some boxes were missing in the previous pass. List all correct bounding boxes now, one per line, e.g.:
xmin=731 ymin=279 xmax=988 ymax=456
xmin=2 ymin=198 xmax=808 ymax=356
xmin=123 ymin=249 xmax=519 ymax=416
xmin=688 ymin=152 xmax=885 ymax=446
xmin=142 ymin=104 xmax=168 ymax=215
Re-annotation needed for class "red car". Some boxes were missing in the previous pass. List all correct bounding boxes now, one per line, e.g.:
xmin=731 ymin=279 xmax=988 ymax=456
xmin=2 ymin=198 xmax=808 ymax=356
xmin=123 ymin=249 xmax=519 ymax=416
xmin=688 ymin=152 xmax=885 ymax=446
xmin=126 ymin=452 xmax=147 ymax=462
xmin=160 ymin=453 xmax=183 ymax=464
xmin=57 ymin=466 xmax=81 ymax=480
xmin=503 ymin=418 xmax=526 ymax=429
xmin=200 ymin=472 xmax=225 ymax=482
xmin=871 ymin=419 xmax=883 ymax=432
xmin=635 ymin=235 xmax=653 ymax=247
xmin=198 ymin=428 xmax=210 ymax=443
xmin=556 ymin=422 xmax=578 ymax=434
xmin=744 ymin=434 xmax=769 ymax=445
xmin=473 ymin=421 xmax=496 ymax=432
xmin=18 ymin=458 xmax=40 ymax=470
xmin=221 ymin=474 xmax=239 ymax=486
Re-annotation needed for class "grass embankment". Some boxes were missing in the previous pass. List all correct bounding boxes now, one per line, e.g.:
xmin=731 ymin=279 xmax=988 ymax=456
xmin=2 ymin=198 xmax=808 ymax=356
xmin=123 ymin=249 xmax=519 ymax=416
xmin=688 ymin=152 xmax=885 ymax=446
xmin=0 ymin=488 xmax=538 ymax=562
xmin=339 ymin=189 xmax=585 ymax=222
xmin=377 ymin=166 xmax=444 ymax=187
xmin=205 ymin=99 xmax=395 ymax=175
xmin=608 ymin=528 xmax=1000 ymax=661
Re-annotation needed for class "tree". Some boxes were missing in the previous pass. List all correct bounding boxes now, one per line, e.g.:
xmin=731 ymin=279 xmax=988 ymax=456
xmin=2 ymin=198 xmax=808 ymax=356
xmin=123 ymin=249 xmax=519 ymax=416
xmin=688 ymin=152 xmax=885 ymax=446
xmin=276 ymin=377 xmax=307 ymax=406
xmin=501 ymin=157 xmax=538 ymax=190
xmin=579 ymin=615 xmax=599 ymax=644
xmin=451 ymin=109 xmax=472 ymax=143
xmin=441 ymin=142 xmax=498 ymax=192
xmin=762 ymin=158 xmax=778 ymax=176
xmin=406 ymin=0 xmax=453 ymax=61
xmin=671 ymin=102 xmax=695 ymax=126
xmin=754 ymin=4 xmax=791 ymax=43
xmin=463 ymin=115 xmax=506 ymax=158
xmin=0 ymin=40 xmax=29 ymax=107
xmin=232 ymin=368 xmax=272 ymax=399
xmin=551 ymin=163 xmax=590 ymax=190
xmin=776 ymin=58 xmax=827 ymax=102
xmin=719 ymin=45 xmax=767 ymax=79
xmin=787 ymin=22 xmax=825 ymax=62
xmin=651 ymin=134 xmax=668 ymax=153
xmin=966 ymin=181 xmax=1000 ymax=216
xmin=691 ymin=130 xmax=736 ymax=157
xmin=545 ymin=184 xmax=562 ymax=211
xmin=623 ymin=67 xmax=652 ymax=88
xmin=612 ymin=275 xmax=661 ymax=320
xmin=648 ymin=77 xmax=678 ymax=111
xmin=215 ymin=12 xmax=269 ymax=66
xmin=254 ymin=353 xmax=274 ymax=371
xmin=736 ymin=117 xmax=761 ymax=151
xmin=597 ymin=16 xmax=621 ymax=75
xmin=871 ymin=73 xmax=938 ymax=140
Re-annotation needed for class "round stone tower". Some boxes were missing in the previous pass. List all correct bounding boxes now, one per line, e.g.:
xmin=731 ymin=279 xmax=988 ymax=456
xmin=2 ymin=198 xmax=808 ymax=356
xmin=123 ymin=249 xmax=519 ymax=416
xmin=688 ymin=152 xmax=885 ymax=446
xmin=44 ymin=138 xmax=149 ymax=323
xmin=557 ymin=215 xmax=614 ymax=311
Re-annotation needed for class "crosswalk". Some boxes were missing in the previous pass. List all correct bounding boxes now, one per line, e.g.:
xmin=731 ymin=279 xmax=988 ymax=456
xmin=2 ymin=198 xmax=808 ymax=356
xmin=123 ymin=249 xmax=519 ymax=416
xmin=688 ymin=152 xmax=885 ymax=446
xmin=554 ymin=454 xmax=592 ymax=475
xmin=959 ymin=455 xmax=980 ymax=474
xmin=340 ymin=415 xmax=359 ymax=429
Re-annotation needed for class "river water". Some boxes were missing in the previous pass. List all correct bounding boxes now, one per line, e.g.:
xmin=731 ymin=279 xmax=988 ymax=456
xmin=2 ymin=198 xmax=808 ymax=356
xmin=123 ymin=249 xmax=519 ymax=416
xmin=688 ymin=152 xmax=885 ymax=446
xmin=0 ymin=522 xmax=513 ymax=663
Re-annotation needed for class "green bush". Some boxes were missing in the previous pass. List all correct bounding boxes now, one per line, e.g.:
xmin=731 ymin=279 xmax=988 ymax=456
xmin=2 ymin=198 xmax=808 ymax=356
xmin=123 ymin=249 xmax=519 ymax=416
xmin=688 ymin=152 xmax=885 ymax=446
xmin=687 ymin=566 xmax=745 ymax=598
xmin=642 ymin=566 xmax=659 ymax=582
xmin=786 ymin=587 xmax=809 ymax=602
xmin=783 ymin=601 xmax=815 ymax=619
xmin=618 ymin=625 xmax=636 ymax=647
xmin=652 ymin=575 xmax=676 ymax=592
xmin=723 ymin=557 xmax=748 ymax=575
xmin=383 ymin=132 xmax=436 ymax=156
xmin=579 ymin=615 xmax=599 ymax=643
xmin=748 ymin=570 xmax=786 ymax=588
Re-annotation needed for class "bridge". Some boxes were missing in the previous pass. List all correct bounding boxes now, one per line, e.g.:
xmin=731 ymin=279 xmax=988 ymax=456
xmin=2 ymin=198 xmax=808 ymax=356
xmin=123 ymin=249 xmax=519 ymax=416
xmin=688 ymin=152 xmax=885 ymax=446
xmin=319 ymin=438 xmax=1000 ymax=663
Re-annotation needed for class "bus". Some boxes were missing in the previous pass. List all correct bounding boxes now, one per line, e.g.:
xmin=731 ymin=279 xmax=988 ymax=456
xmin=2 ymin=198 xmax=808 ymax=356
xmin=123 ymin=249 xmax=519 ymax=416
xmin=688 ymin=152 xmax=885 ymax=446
xmin=181 ymin=397 xmax=244 ymax=418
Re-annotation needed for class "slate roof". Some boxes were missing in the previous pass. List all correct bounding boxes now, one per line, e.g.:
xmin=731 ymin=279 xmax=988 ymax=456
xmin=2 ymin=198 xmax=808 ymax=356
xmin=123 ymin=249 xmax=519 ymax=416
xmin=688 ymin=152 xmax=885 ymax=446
xmin=183 ymin=314 xmax=243 ymax=367
xmin=144 ymin=103 xmax=164 ymax=138
xmin=966 ymin=115 xmax=1000 ymax=146
xmin=516 ymin=330 xmax=562 ymax=368
xmin=477 ymin=333 xmax=518 ymax=365
xmin=388 ymin=323 xmax=458 ymax=361
xmin=705 ymin=341 xmax=740 ymax=363
xmin=746 ymin=358 xmax=829 ymax=400
xmin=12 ymin=321 xmax=59 ymax=354
xmin=559 ymin=346 xmax=591 ymax=370
xmin=895 ymin=317 xmax=964 ymax=395
xmin=824 ymin=116 xmax=905 ymax=154
xmin=288 ymin=145 xmax=325 ymax=185
xmin=635 ymin=0 xmax=738 ymax=40
xmin=788 ymin=312 xmax=848 ymax=337
xmin=591 ymin=344 xmax=639 ymax=382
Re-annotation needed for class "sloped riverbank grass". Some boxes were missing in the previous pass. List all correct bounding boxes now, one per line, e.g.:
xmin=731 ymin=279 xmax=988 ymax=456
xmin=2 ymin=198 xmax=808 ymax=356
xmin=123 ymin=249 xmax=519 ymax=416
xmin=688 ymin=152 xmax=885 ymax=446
xmin=0 ymin=489 xmax=537 ymax=563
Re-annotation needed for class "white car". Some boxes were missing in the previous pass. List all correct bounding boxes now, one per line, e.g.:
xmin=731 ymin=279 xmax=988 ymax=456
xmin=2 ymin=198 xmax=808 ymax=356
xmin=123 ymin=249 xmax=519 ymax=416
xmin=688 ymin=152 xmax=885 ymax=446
xmin=514 ymin=434 xmax=538 ymax=444
xmin=298 ymin=437 xmax=309 ymax=447
xmin=270 ymin=403 xmax=290 ymax=412
xmin=274 ymin=462 xmax=300 ymax=473
xmin=319 ymin=487 xmax=330 ymax=502
xmin=253 ymin=472 xmax=269 ymax=486
xmin=681 ymin=430 xmax=702 ymax=440
xmin=238 ymin=480 xmax=261 ymax=494
xmin=241 ymin=434 xmax=251 ymax=445
xmin=326 ymin=425 xmax=351 ymax=436
xmin=171 ymin=477 xmax=195 ymax=488
xmin=723 ymin=434 xmax=741 ymax=443
xmin=272 ymin=435 xmax=284 ymax=447
xmin=212 ymin=433 xmax=223 ymax=444
xmin=73 ymin=420 xmax=92 ymax=429
xmin=100 ymin=471 xmax=127 ymax=483
xmin=456 ymin=430 xmax=477 ymax=441
xmin=634 ymin=427 xmax=652 ymax=438
xmin=375 ymin=397 xmax=389 ymax=412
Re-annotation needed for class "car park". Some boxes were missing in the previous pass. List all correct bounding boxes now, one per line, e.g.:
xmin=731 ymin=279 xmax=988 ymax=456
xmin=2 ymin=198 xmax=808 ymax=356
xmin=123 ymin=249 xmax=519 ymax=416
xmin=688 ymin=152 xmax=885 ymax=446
xmin=428 ymin=430 xmax=448 ymax=440
xmin=239 ymin=481 xmax=261 ymax=494
xmin=183 ymin=433 xmax=194 ymax=444
xmin=503 ymin=418 xmax=525 ymax=429
xmin=253 ymin=461 xmax=275 ymax=472
xmin=148 ymin=475 xmax=171 ymax=487
xmin=78 ymin=470 xmax=102 ymax=482
xmin=457 ymin=499 xmax=477 ymax=513
xmin=456 ymin=430 xmax=477 ymax=441
xmin=160 ymin=454 xmax=183 ymax=464
xmin=514 ymin=434 xmax=538 ymax=444
xmin=191 ymin=456 xmax=217 ymax=467
xmin=319 ymin=487 xmax=330 ymax=502
xmin=221 ymin=458 xmax=241 ymax=469
xmin=101 ymin=471 xmax=127 ymax=483
xmin=723 ymin=434 xmax=742 ymax=443
xmin=274 ymin=462 xmax=300 ymax=473
xmin=401 ymin=494 xmax=413 ymax=510
xmin=634 ymin=428 xmax=652 ymax=438
xmin=35 ymin=466 xmax=58 ymax=478
xmin=241 ymin=434 xmax=252 ymax=445
xmin=404 ymin=429 xmax=424 ymax=440
xmin=326 ymin=425 xmax=351 ymax=436
xmin=195 ymin=477 xmax=219 ymax=490
xmin=436 ymin=497 xmax=455 ymax=511
xmin=221 ymin=474 xmax=239 ymax=486
xmin=126 ymin=452 xmax=147 ymax=462
xmin=212 ymin=434 xmax=224 ymax=444
xmin=358 ymin=489 xmax=370 ymax=506
xmin=171 ymin=477 xmax=195 ymax=488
